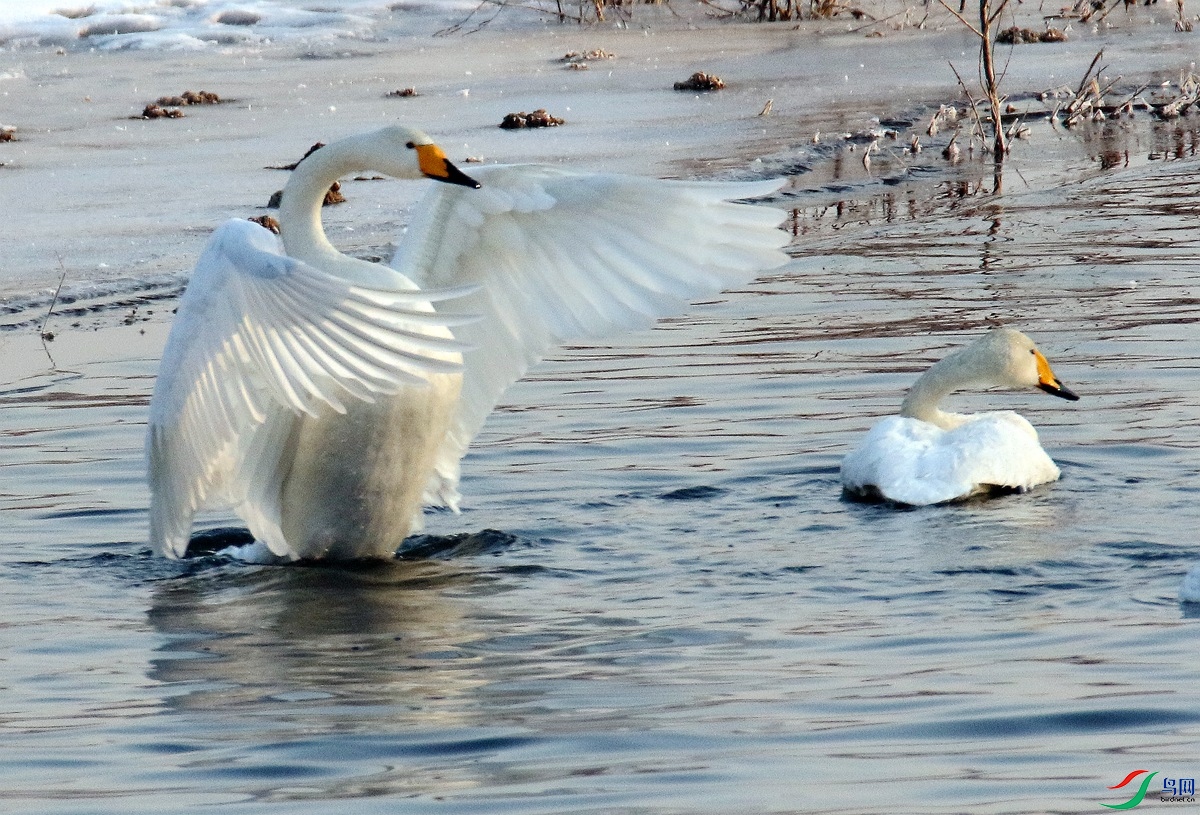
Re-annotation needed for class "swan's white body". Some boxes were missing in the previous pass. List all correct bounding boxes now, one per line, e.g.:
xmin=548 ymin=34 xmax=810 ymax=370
xmin=148 ymin=125 xmax=790 ymax=560
xmin=840 ymin=328 xmax=1079 ymax=506
xmin=1182 ymin=564 xmax=1200 ymax=603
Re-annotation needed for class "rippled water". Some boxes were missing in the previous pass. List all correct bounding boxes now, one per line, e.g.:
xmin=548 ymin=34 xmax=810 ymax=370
xmin=4 ymin=145 xmax=1200 ymax=812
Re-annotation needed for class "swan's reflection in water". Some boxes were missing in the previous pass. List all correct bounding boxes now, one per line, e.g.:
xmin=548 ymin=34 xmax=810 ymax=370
xmin=142 ymin=534 xmax=526 ymax=801
xmin=147 ymin=536 xmax=511 ymax=708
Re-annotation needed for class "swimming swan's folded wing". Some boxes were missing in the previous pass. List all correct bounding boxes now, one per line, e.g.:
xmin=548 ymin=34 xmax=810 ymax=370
xmin=840 ymin=414 xmax=1060 ymax=506
xmin=147 ymin=218 xmax=472 ymax=558
xmin=390 ymin=165 xmax=791 ymax=507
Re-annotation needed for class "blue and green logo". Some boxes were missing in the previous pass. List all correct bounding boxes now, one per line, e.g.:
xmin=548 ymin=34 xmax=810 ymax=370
xmin=1101 ymin=770 xmax=1157 ymax=810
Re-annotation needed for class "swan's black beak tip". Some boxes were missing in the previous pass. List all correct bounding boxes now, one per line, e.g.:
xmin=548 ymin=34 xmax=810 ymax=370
xmin=1039 ymin=381 xmax=1080 ymax=401
xmin=437 ymin=159 xmax=481 ymax=189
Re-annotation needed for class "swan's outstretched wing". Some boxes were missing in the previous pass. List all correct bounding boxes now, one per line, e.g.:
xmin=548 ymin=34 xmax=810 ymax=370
xmin=148 ymin=218 xmax=472 ymax=558
xmin=840 ymin=413 xmax=1060 ymax=506
xmin=391 ymin=164 xmax=790 ymax=507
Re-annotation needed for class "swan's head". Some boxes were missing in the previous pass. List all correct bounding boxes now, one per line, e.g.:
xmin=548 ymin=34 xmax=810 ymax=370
xmin=900 ymin=327 xmax=1078 ymax=427
xmin=362 ymin=126 xmax=480 ymax=189
xmin=976 ymin=327 xmax=1079 ymax=401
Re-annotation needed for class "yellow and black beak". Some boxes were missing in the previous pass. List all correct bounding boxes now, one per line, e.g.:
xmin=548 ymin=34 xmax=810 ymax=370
xmin=415 ymin=143 xmax=480 ymax=189
xmin=1035 ymin=350 xmax=1080 ymax=401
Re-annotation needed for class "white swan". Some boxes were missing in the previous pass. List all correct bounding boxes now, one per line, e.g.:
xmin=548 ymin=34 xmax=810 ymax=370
xmin=147 ymin=125 xmax=790 ymax=560
xmin=1182 ymin=564 xmax=1200 ymax=603
xmin=839 ymin=328 xmax=1079 ymax=506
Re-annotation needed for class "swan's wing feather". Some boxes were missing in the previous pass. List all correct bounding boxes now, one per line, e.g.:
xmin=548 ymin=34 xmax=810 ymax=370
xmin=841 ymin=417 xmax=967 ymax=506
xmin=392 ymin=164 xmax=790 ymax=507
xmin=840 ymin=413 xmax=1060 ymax=506
xmin=147 ymin=218 xmax=471 ymax=558
xmin=945 ymin=412 xmax=1061 ymax=493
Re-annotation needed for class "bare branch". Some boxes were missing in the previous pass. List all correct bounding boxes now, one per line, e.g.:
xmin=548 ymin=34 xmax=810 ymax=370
xmin=937 ymin=0 xmax=984 ymax=37
xmin=986 ymin=0 xmax=1010 ymax=26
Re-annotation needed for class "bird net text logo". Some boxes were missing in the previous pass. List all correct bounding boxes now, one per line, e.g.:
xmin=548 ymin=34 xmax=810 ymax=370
xmin=1101 ymin=770 xmax=1196 ymax=809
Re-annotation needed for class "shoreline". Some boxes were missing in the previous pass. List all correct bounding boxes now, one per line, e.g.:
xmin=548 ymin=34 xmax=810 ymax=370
xmin=0 ymin=3 xmax=1197 ymax=310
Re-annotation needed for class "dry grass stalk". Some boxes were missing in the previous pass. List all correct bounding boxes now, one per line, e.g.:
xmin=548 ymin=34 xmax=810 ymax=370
xmin=1057 ymin=50 xmax=1127 ymax=127
xmin=938 ymin=0 xmax=1011 ymax=156
xmin=41 ymin=258 xmax=67 ymax=345
xmin=946 ymin=61 xmax=999 ymax=155
xmin=1176 ymin=0 xmax=1193 ymax=30
xmin=739 ymin=0 xmax=800 ymax=21
xmin=1155 ymin=72 xmax=1200 ymax=118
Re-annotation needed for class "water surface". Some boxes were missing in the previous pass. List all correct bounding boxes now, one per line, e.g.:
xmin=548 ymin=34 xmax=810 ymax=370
xmin=3 ymin=150 xmax=1200 ymax=813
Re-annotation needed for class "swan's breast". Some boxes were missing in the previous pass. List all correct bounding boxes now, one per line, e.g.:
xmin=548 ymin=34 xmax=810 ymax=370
xmin=279 ymin=372 xmax=463 ymax=559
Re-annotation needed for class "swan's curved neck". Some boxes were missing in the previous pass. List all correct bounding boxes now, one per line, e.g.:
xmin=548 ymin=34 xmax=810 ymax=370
xmin=899 ymin=347 xmax=983 ymax=430
xmin=277 ymin=136 xmax=368 ymax=266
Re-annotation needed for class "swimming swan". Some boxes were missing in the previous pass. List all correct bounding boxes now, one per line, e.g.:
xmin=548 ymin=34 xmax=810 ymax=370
xmin=839 ymin=328 xmax=1079 ymax=506
xmin=1182 ymin=564 xmax=1200 ymax=604
xmin=147 ymin=125 xmax=790 ymax=560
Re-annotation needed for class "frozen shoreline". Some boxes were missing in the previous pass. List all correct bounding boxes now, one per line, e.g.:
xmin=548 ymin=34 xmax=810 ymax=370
xmin=1 ymin=0 xmax=1197 ymax=305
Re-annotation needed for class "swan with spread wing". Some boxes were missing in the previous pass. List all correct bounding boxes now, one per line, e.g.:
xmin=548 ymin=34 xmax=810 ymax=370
xmin=147 ymin=125 xmax=790 ymax=560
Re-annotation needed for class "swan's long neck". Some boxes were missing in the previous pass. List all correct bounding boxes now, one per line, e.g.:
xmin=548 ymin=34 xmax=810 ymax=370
xmin=278 ymin=136 xmax=370 ymax=267
xmin=899 ymin=347 xmax=985 ymax=430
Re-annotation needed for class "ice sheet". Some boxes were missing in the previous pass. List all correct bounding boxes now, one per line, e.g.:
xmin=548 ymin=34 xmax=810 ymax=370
xmin=0 ymin=0 xmax=1195 ymax=305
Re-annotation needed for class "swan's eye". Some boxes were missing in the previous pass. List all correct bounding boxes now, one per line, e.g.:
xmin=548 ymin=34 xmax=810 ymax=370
xmin=405 ymin=141 xmax=415 ymax=149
